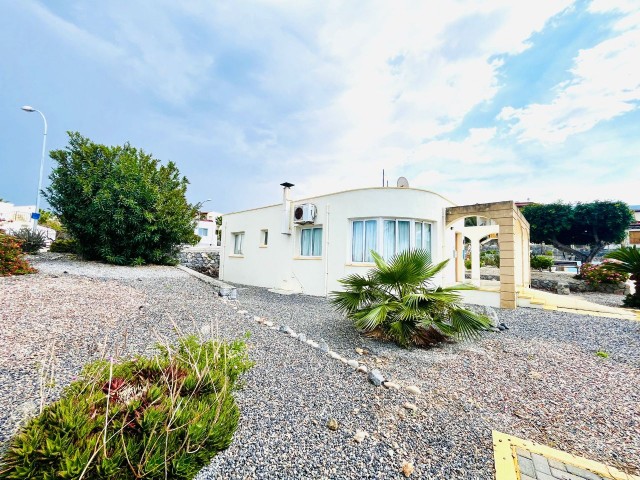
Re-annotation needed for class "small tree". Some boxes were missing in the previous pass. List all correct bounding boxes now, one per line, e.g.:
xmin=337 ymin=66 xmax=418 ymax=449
xmin=331 ymin=250 xmax=489 ymax=348
xmin=522 ymin=201 xmax=633 ymax=263
xmin=44 ymin=132 xmax=199 ymax=265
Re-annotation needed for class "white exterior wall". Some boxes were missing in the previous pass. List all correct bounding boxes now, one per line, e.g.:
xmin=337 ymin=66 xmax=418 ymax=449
xmin=220 ymin=187 xmax=459 ymax=296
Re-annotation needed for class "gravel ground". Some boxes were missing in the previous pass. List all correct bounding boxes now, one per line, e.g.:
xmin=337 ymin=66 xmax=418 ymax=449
xmin=1 ymin=255 xmax=639 ymax=479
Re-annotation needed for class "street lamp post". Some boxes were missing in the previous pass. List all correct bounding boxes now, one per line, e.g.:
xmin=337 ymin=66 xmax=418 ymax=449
xmin=21 ymin=106 xmax=48 ymax=231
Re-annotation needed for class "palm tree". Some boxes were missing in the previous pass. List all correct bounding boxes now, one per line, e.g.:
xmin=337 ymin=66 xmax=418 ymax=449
xmin=330 ymin=249 xmax=490 ymax=348
xmin=603 ymin=245 xmax=640 ymax=308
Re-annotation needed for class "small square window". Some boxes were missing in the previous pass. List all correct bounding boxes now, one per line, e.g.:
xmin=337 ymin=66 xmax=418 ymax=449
xmin=260 ymin=229 xmax=269 ymax=246
xmin=233 ymin=232 xmax=244 ymax=255
xmin=197 ymin=227 xmax=209 ymax=237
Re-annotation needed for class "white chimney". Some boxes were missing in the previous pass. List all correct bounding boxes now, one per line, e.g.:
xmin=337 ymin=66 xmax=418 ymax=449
xmin=280 ymin=182 xmax=294 ymax=235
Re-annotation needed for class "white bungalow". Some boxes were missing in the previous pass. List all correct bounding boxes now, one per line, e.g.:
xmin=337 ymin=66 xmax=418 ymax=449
xmin=219 ymin=183 xmax=530 ymax=309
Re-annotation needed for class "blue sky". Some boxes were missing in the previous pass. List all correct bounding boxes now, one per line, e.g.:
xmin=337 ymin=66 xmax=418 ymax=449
xmin=1 ymin=0 xmax=639 ymax=213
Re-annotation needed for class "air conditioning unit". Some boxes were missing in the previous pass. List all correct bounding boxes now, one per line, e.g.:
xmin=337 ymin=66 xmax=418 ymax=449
xmin=293 ymin=203 xmax=317 ymax=224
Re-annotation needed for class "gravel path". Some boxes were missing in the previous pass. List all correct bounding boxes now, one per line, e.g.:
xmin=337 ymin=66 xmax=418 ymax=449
xmin=1 ymin=255 xmax=639 ymax=479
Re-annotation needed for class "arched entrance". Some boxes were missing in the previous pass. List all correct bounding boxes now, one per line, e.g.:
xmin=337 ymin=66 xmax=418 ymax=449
xmin=446 ymin=201 xmax=530 ymax=309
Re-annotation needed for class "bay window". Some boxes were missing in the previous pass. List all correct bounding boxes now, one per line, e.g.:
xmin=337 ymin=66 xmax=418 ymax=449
xmin=350 ymin=218 xmax=432 ymax=263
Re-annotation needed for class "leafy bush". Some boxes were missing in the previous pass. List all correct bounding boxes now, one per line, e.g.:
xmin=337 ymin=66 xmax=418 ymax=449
xmin=49 ymin=238 xmax=78 ymax=253
xmin=44 ymin=132 xmax=200 ymax=266
xmin=0 ymin=336 xmax=253 ymax=479
xmin=603 ymin=246 xmax=640 ymax=308
xmin=531 ymin=255 xmax=554 ymax=271
xmin=577 ymin=261 xmax=629 ymax=288
xmin=331 ymin=249 xmax=490 ymax=348
xmin=464 ymin=259 xmax=471 ymax=270
xmin=37 ymin=210 xmax=63 ymax=232
xmin=0 ymin=233 xmax=37 ymax=276
xmin=480 ymin=250 xmax=500 ymax=267
xmin=11 ymin=227 xmax=47 ymax=254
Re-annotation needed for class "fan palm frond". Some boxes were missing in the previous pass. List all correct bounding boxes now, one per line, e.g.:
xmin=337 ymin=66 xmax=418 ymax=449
xmin=330 ymin=248 xmax=490 ymax=348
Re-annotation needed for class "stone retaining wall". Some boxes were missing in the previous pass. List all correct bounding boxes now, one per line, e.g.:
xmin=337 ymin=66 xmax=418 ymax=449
xmin=466 ymin=270 xmax=626 ymax=294
xmin=177 ymin=249 xmax=220 ymax=272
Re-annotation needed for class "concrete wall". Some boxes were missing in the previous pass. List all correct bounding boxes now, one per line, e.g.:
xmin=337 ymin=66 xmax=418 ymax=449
xmin=220 ymin=187 xmax=459 ymax=296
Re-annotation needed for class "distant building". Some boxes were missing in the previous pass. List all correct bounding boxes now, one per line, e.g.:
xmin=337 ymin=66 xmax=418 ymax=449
xmin=195 ymin=211 xmax=221 ymax=247
xmin=0 ymin=202 xmax=56 ymax=244
xmin=626 ymin=204 xmax=640 ymax=245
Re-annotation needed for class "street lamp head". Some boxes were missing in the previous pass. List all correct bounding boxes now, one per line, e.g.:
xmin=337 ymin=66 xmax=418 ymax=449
xmin=21 ymin=105 xmax=36 ymax=112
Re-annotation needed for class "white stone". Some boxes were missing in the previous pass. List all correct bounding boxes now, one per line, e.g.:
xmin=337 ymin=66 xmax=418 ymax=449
xmin=402 ymin=402 xmax=417 ymax=412
xmin=328 ymin=351 xmax=342 ymax=360
xmin=347 ymin=360 xmax=359 ymax=368
xmin=383 ymin=381 xmax=400 ymax=390
xmin=253 ymin=316 xmax=263 ymax=323
xmin=310 ymin=341 xmax=319 ymax=348
xmin=356 ymin=365 xmax=368 ymax=374
xmin=238 ymin=310 xmax=248 ymax=315
xmin=355 ymin=347 xmax=365 ymax=355
xmin=264 ymin=321 xmax=274 ymax=327
xmin=353 ymin=429 xmax=367 ymax=443
xmin=200 ymin=324 xmax=211 ymax=335
xmin=405 ymin=385 xmax=421 ymax=395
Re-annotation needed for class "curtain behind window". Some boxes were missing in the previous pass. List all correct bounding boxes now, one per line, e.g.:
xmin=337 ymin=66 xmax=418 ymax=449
xmin=312 ymin=228 xmax=322 ymax=256
xmin=383 ymin=220 xmax=395 ymax=260
xmin=301 ymin=229 xmax=312 ymax=256
xmin=364 ymin=220 xmax=377 ymax=262
xmin=398 ymin=221 xmax=410 ymax=253
xmin=352 ymin=221 xmax=364 ymax=262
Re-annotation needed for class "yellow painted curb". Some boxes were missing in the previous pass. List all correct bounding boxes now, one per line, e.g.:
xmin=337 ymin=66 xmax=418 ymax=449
xmin=493 ymin=431 xmax=640 ymax=480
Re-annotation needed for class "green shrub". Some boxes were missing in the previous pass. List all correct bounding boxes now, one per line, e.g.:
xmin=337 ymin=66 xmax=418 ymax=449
xmin=331 ymin=249 xmax=489 ymax=348
xmin=480 ymin=251 xmax=500 ymax=267
xmin=0 ymin=336 xmax=253 ymax=479
xmin=464 ymin=259 xmax=471 ymax=269
xmin=49 ymin=238 xmax=78 ymax=253
xmin=11 ymin=227 xmax=47 ymax=254
xmin=44 ymin=132 xmax=200 ymax=266
xmin=531 ymin=255 xmax=554 ymax=271
xmin=0 ymin=233 xmax=37 ymax=276
xmin=577 ymin=261 xmax=629 ymax=288
xmin=603 ymin=246 xmax=640 ymax=308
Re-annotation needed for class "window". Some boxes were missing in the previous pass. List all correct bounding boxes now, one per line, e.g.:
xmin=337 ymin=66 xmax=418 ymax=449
xmin=350 ymin=218 xmax=433 ymax=263
xmin=300 ymin=227 xmax=322 ymax=257
xmin=383 ymin=219 xmax=410 ymax=260
xmin=260 ymin=229 xmax=269 ymax=246
xmin=197 ymin=227 xmax=209 ymax=237
xmin=415 ymin=222 xmax=431 ymax=253
xmin=351 ymin=219 xmax=377 ymax=262
xmin=233 ymin=232 xmax=244 ymax=255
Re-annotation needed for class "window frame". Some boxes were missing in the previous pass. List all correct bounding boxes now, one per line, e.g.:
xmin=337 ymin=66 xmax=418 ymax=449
xmin=260 ymin=229 xmax=269 ymax=247
xmin=299 ymin=226 xmax=323 ymax=258
xmin=232 ymin=232 xmax=245 ymax=255
xmin=349 ymin=217 xmax=433 ymax=264
xmin=197 ymin=227 xmax=209 ymax=237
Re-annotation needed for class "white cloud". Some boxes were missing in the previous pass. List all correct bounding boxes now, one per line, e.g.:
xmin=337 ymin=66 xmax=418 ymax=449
xmin=499 ymin=3 xmax=640 ymax=143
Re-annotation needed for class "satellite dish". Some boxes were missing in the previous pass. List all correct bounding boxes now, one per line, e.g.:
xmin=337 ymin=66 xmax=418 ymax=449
xmin=397 ymin=176 xmax=409 ymax=188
